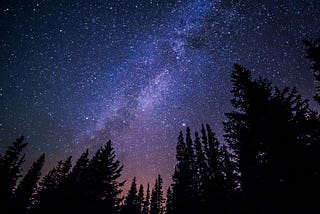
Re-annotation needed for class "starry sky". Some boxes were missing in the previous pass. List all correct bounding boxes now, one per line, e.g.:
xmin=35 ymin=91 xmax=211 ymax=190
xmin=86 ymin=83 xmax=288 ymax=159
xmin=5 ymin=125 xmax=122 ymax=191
xmin=1 ymin=0 xmax=320 ymax=192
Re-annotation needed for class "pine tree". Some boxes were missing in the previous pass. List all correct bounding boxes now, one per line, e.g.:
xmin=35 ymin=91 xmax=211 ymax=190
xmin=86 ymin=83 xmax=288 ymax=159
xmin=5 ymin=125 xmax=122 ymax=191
xmin=38 ymin=156 xmax=72 ymax=193
xmin=121 ymin=177 xmax=140 ymax=214
xmin=265 ymin=87 xmax=320 ymax=212
xmin=55 ymin=150 xmax=90 ymax=212
xmin=206 ymin=124 xmax=223 ymax=184
xmin=205 ymin=125 xmax=226 ymax=212
xmin=138 ymin=184 xmax=144 ymax=213
xmin=12 ymin=154 xmax=45 ymax=213
xmin=150 ymin=175 xmax=164 ymax=214
xmin=220 ymin=145 xmax=239 ymax=213
xmin=193 ymin=131 xmax=207 ymax=212
xmin=304 ymin=37 xmax=320 ymax=104
xmin=68 ymin=149 xmax=89 ymax=183
xmin=0 ymin=136 xmax=27 ymax=212
xmin=223 ymin=64 xmax=271 ymax=207
xmin=171 ymin=129 xmax=201 ymax=213
xmin=85 ymin=141 xmax=124 ymax=213
xmin=221 ymin=145 xmax=237 ymax=193
xmin=142 ymin=183 xmax=150 ymax=214
xmin=171 ymin=132 xmax=187 ymax=214
xmin=165 ymin=187 xmax=173 ymax=214
xmin=200 ymin=124 xmax=210 ymax=158
xmin=223 ymin=63 xmax=320 ymax=212
xmin=194 ymin=131 xmax=206 ymax=194
xmin=34 ymin=156 xmax=72 ymax=212
xmin=185 ymin=128 xmax=196 ymax=181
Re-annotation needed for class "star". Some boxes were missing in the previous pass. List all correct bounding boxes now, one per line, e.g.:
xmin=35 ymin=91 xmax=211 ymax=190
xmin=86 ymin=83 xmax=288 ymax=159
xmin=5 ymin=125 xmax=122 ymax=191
xmin=0 ymin=0 xmax=319 ymax=194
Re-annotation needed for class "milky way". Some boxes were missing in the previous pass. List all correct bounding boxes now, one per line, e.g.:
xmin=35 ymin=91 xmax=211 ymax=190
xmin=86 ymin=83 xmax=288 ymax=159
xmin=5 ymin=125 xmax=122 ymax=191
xmin=1 ymin=0 xmax=320 ymax=191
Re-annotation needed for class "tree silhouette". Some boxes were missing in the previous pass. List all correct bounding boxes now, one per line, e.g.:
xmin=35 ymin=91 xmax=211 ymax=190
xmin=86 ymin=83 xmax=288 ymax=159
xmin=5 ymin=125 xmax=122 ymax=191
xmin=171 ymin=129 xmax=200 ymax=214
xmin=304 ymin=37 xmax=320 ymax=104
xmin=138 ymin=184 xmax=145 ymax=213
xmin=34 ymin=141 xmax=124 ymax=213
xmin=121 ymin=177 xmax=140 ymax=214
xmin=61 ymin=149 xmax=90 ymax=212
xmin=194 ymin=131 xmax=206 ymax=197
xmin=150 ymin=175 xmax=164 ymax=214
xmin=224 ymin=63 xmax=320 ymax=212
xmin=12 ymin=154 xmax=45 ymax=213
xmin=223 ymin=64 xmax=273 ymax=212
xmin=69 ymin=149 xmax=89 ymax=180
xmin=221 ymin=145 xmax=237 ymax=193
xmin=204 ymin=124 xmax=226 ymax=213
xmin=142 ymin=183 xmax=150 ymax=214
xmin=0 ymin=136 xmax=27 ymax=213
xmin=165 ymin=187 xmax=173 ymax=214
xmin=84 ymin=141 xmax=124 ymax=214
xmin=34 ymin=156 xmax=72 ymax=212
xmin=171 ymin=125 xmax=233 ymax=213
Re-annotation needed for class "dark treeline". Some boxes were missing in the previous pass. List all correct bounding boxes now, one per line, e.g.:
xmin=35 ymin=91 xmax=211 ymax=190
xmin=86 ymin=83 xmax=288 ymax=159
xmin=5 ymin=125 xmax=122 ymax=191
xmin=1 ymin=38 xmax=320 ymax=214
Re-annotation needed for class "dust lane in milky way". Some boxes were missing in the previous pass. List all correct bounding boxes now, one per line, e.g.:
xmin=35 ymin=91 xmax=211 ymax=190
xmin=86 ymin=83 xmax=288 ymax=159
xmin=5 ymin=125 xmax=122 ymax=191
xmin=0 ymin=0 xmax=319 ymax=190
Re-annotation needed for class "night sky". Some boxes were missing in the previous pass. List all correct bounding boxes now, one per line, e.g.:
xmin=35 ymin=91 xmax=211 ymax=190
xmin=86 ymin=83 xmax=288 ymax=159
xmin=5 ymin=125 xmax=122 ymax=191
xmin=1 ymin=0 xmax=320 ymax=192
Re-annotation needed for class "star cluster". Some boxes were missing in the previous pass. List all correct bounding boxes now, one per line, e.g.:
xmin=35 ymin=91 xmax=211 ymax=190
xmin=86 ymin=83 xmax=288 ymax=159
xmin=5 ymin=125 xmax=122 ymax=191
xmin=1 ymin=0 xmax=320 ymax=191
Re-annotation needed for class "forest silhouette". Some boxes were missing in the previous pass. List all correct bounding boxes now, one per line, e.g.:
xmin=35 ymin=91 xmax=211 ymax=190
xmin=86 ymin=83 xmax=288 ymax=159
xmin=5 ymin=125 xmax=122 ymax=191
xmin=1 ymin=38 xmax=320 ymax=214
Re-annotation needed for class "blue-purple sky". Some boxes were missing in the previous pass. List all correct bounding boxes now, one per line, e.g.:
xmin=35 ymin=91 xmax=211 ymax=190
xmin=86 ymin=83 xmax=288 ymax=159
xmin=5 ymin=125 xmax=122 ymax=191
xmin=1 ymin=0 xmax=319 ymax=191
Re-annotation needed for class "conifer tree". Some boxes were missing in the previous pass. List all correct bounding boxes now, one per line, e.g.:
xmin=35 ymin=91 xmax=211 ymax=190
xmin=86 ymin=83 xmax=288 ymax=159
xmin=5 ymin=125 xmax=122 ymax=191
xmin=142 ymin=183 xmax=150 ymax=214
xmin=165 ymin=187 xmax=173 ymax=214
xmin=138 ymin=184 xmax=144 ymax=213
xmin=221 ymin=145 xmax=237 ymax=192
xmin=56 ymin=150 xmax=90 ymax=212
xmin=13 ymin=154 xmax=45 ymax=213
xmin=194 ymin=131 xmax=206 ymax=194
xmin=68 ymin=149 xmax=89 ymax=183
xmin=171 ymin=129 xmax=201 ymax=213
xmin=35 ymin=156 xmax=72 ymax=212
xmin=121 ymin=177 xmax=140 ymax=214
xmin=150 ymin=175 xmax=164 ymax=214
xmin=206 ymin=124 xmax=222 ymax=184
xmin=85 ymin=141 xmax=124 ymax=213
xmin=223 ymin=64 xmax=271 ymax=206
xmin=304 ymin=38 xmax=320 ymax=104
xmin=0 ymin=137 xmax=27 ymax=212
xmin=38 ymin=156 xmax=72 ymax=194
xmin=223 ymin=63 xmax=320 ymax=212
xmin=201 ymin=125 xmax=227 ymax=213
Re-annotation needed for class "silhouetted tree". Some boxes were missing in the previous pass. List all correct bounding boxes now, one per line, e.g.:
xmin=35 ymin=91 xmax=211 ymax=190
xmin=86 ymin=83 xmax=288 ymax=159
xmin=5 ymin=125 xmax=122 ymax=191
xmin=150 ymin=175 xmax=164 ymax=214
xmin=34 ymin=156 xmax=72 ymax=212
xmin=35 ymin=142 xmax=124 ymax=214
xmin=221 ymin=145 xmax=237 ymax=193
xmin=12 ymin=154 xmax=45 ymax=213
xmin=171 ymin=129 xmax=201 ymax=214
xmin=267 ymin=87 xmax=320 ymax=212
xmin=121 ymin=177 xmax=140 ymax=214
xmin=304 ymin=37 xmax=320 ymax=104
xmin=223 ymin=64 xmax=272 ymax=212
xmin=53 ymin=150 xmax=89 ymax=212
xmin=138 ymin=184 xmax=144 ymax=213
xmin=69 ymin=149 xmax=89 ymax=180
xmin=84 ymin=141 xmax=124 ymax=213
xmin=204 ymin=124 xmax=226 ymax=212
xmin=142 ymin=183 xmax=150 ymax=214
xmin=220 ymin=145 xmax=239 ymax=213
xmin=194 ymin=132 xmax=206 ymax=194
xmin=165 ymin=187 xmax=173 ymax=214
xmin=39 ymin=156 xmax=72 ymax=191
xmin=224 ymin=63 xmax=320 ymax=212
xmin=0 ymin=137 xmax=27 ymax=212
